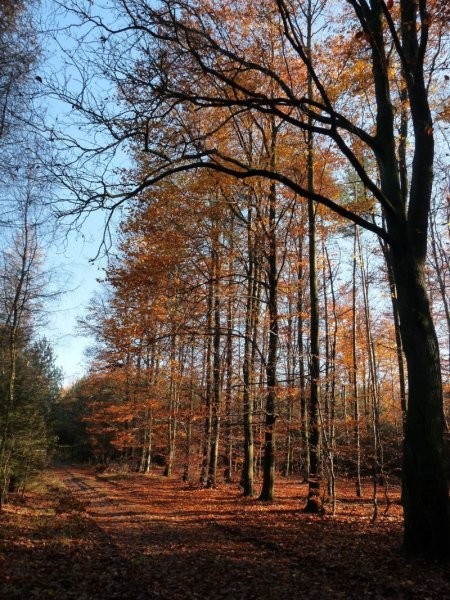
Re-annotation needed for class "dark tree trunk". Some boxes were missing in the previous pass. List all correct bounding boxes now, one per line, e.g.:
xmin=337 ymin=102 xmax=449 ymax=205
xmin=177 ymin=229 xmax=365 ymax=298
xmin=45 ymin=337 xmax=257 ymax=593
xmin=223 ymin=290 xmax=234 ymax=484
xmin=200 ymin=286 xmax=213 ymax=486
xmin=303 ymin=0 xmax=321 ymax=514
xmin=367 ymin=0 xmax=450 ymax=557
xmin=241 ymin=205 xmax=260 ymax=497
xmin=352 ymin=227 xmax=362 ymax=498
xmin=303 ymin=193 xmax=321 ymax=514
xmin=259 ymin=180 xmax=279 ymax=502
xmin=207 ymin=244 xmax=221 ymax=488
xmin=183 ymin=342 xmax=196 ymax=483
xmin=297 ymin=204 xmax=309 ymax=480
xmin=390 ymin=246 xmax=449 ymax=558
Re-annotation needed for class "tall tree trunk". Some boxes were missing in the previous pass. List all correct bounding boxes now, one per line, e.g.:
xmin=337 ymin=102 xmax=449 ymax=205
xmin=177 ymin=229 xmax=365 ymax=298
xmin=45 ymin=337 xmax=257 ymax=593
xmin=304 ymin=191 xmax=321 ymax=513
xmin=164 ymin=334 xmax=179 ymax=476
xmin=224 ymin=289 xmax=234 ymax=483
xmin=372 ymin=0 xmax=449 ymax=557
xmin=352 ymin=227 xmax=362 ymax=498
xmin=241 ymin=204 xmax=260 ymax=497
xmin=390 ymin=244 xmax=449 ymax=558
xmin=284 ymin=307 xmax=294 ymax=478
xmin=357 ymin=230 xmax=383 ymax=522
xmin=259 ymin=180 xmax=279 ymax=502
xmin=303 ymin=0 xmax=321 ymax=514
xmin=297 ymin=213 xmax=309 ymax=480
xmin=323 ymin=245 xmax=337 ymax=506
xmin=183 ymin=341 xmax=196 ymax=482
xmin=200 ymin=274 xmax=214 ymax=485
xmin=207 ymin=242 xmax=221 ymax=488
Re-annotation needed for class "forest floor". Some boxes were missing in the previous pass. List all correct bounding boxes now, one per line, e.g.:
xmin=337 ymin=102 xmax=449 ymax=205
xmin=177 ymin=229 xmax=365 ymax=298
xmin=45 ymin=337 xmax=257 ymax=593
xmin=0 ymin=467 xmax=449 ymax=599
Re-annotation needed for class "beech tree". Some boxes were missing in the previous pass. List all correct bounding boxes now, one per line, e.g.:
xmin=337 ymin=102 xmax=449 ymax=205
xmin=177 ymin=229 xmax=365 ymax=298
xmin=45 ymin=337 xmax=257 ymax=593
xmin=50 ymin=0 xmax=450 ymax=558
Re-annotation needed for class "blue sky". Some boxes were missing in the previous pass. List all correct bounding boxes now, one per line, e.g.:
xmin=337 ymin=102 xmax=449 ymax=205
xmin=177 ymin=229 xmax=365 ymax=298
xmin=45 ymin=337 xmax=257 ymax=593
xmin=38 ymin=1 xmax=118 ymax=385
xmin=43 ymin=212 xmax=108 ymax=386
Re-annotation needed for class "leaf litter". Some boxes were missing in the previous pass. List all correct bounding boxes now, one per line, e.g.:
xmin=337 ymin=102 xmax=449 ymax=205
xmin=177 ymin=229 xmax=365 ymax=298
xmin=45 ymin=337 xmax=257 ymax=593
xmin=0 ymin=467 xmax=448 ymax=599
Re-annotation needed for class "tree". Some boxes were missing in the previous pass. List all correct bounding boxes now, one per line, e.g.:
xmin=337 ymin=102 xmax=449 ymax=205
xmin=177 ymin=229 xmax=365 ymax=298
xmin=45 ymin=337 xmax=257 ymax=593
xmin=50 ymin=0 xmax=449 ymax=558
xmin=0 ymin=218 xmax=61 ymax=503
xmin=0 ymin=1 xmax=42 ymax=194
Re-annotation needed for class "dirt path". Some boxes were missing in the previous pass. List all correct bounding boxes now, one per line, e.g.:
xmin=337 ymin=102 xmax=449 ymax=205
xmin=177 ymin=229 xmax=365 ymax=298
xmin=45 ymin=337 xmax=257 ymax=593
xmin=58 ymin=467 xmax=303 ymax=599
xmin=52 ymin=467 xmax=449 ymax=600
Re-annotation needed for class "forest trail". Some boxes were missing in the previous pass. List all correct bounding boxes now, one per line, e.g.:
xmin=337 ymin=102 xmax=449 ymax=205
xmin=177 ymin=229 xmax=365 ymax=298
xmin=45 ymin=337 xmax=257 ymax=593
xmin=49 ymin=467 xmax=448 ymax=599
xmin=58 ymin=466 xmax=309 ymax=599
